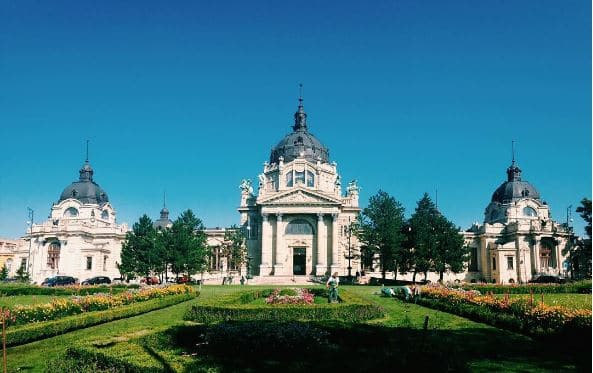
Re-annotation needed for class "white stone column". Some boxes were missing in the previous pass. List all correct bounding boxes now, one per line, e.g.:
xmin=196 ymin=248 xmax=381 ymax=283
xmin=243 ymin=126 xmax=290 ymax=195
xmin=330 ymin=213 xmax=340 ymax=275
xmin=316 ymin=213 xmax=327 ymax=276
xmin=259 ymin=214 xmax=272 ymax=276
xmin=533 ymin=239 xmax=540 ymax=274
xmin=274 ymin=213 xmax=285 ymax=275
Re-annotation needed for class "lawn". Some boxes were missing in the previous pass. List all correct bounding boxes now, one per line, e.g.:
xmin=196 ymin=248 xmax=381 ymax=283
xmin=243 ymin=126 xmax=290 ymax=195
xmin=494 ymin=293 xmax=592 ymax=310
xmin=6 ymin=285 xmax=588 ymax=372
xmin=0 ymin=295 xmax=69 ymax=307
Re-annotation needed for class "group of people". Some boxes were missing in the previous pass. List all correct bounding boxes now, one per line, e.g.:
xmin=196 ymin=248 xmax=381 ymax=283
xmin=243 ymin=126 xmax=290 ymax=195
xmin=381 ymin=284 xmax=421 ymax=302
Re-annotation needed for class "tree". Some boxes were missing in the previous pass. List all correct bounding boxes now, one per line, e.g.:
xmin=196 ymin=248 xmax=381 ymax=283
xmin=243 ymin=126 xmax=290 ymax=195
xmin=432 ymin=215 xmax=468 ymax=281
xmin=573 ymin=198 xmax=592 ymax=279
xmin=15 ymin=265 xmax=29 ymax=283
xmin=359 ymin=190 xmax=406 ymax=281
xmin=408 ymin=193 xmax=468 ymax=282
xmin=169 ymin=210 xmax=208 ymax=277
xmin=223 ymin=225 xmax=247 ymax=275
xmin=0 ymin=265 xmax=8 ymax=280
xmin=120 ymin=214 xmax=157 ymax=279
xmin=408 ymin=194 xmax=439 ymax=282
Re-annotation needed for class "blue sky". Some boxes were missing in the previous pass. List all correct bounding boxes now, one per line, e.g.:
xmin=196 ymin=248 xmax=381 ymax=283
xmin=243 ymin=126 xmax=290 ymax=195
xmin=0 ymin=1 xmax=590 ymax=238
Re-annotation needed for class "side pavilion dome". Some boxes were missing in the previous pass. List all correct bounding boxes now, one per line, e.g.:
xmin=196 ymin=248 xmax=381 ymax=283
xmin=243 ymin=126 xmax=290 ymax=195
xmin=59 ymin=160 xmax=109 ymax=205
xmin=491 ymin=161 xmax=540 ymax=204
xmin=269 ymin=97 xmax=330 ymax=164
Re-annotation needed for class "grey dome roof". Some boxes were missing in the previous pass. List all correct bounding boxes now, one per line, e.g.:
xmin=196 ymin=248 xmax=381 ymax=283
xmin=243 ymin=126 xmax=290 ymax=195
xmin=270 ymin=99 xmax=329 ymax=164
xmin=491 ymin=162 xmax=540 ymax=203
xmin=58 ymin=161 xmax=109 ymax=205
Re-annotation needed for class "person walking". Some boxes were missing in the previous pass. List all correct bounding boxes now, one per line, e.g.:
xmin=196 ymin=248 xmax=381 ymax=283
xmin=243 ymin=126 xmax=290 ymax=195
xmin=326 ymin=272 xmax=340 ymax=303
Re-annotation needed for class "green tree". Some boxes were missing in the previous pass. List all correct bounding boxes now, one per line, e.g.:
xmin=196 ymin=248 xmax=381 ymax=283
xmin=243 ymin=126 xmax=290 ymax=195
xmin=223 ymin=225 xmax=247 ymax=275
xmin=432 ymin=215 xmax=468 ymax=281
xmin=120 ymin=214 xmax=157 ymax=279
xmin=169 ymin=210 xmax=208 ymax=277
xmin=408 ymin=194 xmax=439 ymax=282
xmin=359 ymin=190 xmax=406 ymax=281
xmin=0 ymin=264 xmax=8 ymax=280
xmin=573 ymin=198 xmax=592 ymax=279
xmin=15 ymin=265 xmax=30 ymax=283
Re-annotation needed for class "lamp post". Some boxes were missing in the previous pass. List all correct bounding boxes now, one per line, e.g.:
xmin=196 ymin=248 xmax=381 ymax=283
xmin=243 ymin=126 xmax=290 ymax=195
xmin=344 ymin=217 xmax=353 ymax=283
xmin=566 ymin=205 xmax=573 ymax=280
xmin=26 ymin=208 xmax=34 ymax=278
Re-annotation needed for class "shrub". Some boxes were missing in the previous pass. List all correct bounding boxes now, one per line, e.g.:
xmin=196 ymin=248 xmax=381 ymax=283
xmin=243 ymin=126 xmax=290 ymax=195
xmin=184 ymin=287 xmax=383 ymax=324
xmin=458 ymin=280 xmax=592 ymax=294
xmin=4 ymin=284 xmax=195 ymax=326
xmin=6 ymin=292 xmax=196 ymax=346
xmin=0 ymin=283 xmax=139 ymax=297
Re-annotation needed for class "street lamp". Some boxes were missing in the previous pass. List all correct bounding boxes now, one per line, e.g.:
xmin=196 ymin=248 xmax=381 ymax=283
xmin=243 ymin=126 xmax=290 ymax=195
xmin=27 ymin=207 xmax=34 ymax=278
xmin=344 ymin=217 xmax=354 ymax=283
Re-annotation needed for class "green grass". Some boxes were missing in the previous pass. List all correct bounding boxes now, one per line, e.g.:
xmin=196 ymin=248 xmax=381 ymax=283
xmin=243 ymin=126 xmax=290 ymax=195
xmin=0 ymin=295 xmax=70 ymax=307
xmin=493 ymin=293 xmax=592 ymax=310
xmin=6 ymin=285 xmax=589 ymax=372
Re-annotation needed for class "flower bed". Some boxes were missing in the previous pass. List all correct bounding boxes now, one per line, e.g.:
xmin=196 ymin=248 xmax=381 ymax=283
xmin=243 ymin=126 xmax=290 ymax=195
xmin=457 ymin=280 xmax=591 ymax=294
xmin=0 ymin=283 xmax=139 ymax=296
xmin=1 ymin=284 xmax=195 ymax=327
xmin=419 ymin=285 xmax=591 ymax=338
xmin=265 ymin=288 xmax=314 ymax=305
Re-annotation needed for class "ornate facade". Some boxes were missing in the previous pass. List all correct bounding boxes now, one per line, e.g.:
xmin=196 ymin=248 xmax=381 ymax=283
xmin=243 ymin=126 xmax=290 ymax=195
xmin=238 ymin=97 xmax=361 ymax=278
xmin=463 ymin=159 xmax=571 ymax=284
xmin=11 ymin=159 xmax=128 ymax=284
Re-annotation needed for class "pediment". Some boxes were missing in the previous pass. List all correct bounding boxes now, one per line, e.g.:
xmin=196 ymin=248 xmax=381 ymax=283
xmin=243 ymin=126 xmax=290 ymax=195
xmin=259 ymin=189 xmax=342 ymax=206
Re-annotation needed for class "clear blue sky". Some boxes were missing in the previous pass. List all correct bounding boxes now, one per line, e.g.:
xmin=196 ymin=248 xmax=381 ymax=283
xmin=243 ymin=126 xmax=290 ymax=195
xmin=1 ymin=1 xmax=590 ymax=239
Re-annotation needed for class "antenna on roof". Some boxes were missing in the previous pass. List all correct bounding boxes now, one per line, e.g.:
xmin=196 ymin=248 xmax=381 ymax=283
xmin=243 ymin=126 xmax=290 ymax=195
xmin=163 ymin=190 xmax=167 ymax=208
xmin=511 ymin=140 xmax=516 ymax=165
xmin=298 ymin=83 xmax=303 ymax=105
xmin=85 ymin=139 xmax=89 ymax=162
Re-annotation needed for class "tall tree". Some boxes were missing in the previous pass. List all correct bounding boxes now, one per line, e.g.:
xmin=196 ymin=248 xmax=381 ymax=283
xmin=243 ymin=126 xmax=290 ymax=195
xmin=120 ymin=214 xmax=157 ymax=279
xmin=573 ymin=198 xmax=592 ymax=279
xmin=408 ymin=194 xmax=439 ymax=282
xmin=359 ymin=190 xmax=406 ymax=281
xmin=169 ymin=210 xmax=208 ymax=277
xmin=432 ymin=215 xmax=468 ymax=281
xmin=223 ymin=225 xmax=247 ymax=275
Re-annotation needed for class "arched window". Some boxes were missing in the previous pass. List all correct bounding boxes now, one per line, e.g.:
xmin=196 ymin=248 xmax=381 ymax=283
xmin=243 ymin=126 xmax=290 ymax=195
xmin=101 ymin=210 xmax=109 ymax=220
xmin=286 ymin=219 xmax=314 ymax=235
xmin=306 ymin=171 xmax=315 ymax=187
xmin=47 ymin=241 xmax=60 ymax=270
xmin=64 ymin=207 xmax=79 ymax=217
xmin=523 ymin=206 xmax=537 ymax=217
xmin=295 ymin=171 xmax=305 ymax=185
xmin=286 ymin=172 xmax=293 ymax=187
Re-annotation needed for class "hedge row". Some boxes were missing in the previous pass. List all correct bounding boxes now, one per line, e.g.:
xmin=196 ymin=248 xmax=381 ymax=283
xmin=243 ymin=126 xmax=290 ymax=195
xmin=458 ymin=280 xmax=592 ymax=294
xmin=415 ymin=291 xmax=591 ymax=342
xmin=184 ymin=288 xmax=384 ymax=324
xmin=6 ymin=292 xmax=196 ymax=347
xmin=0 ymin=283 xmax=139 ymax=296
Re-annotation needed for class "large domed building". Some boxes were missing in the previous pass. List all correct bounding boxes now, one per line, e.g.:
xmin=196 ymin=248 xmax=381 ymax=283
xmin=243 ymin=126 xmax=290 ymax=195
xmin=13 ymin=157 xmax=128 ymax=284
xmin=462 ymin=158 xmax=571 ymax=284
xmin=239 ymin=96 xmax=361 ymax=279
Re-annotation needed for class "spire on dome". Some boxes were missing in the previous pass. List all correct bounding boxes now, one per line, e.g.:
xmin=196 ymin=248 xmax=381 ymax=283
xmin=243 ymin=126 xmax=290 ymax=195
xmin=293 ymin=83 xmax=307 ymax=131
xmin=160 ymin=191 xmax=169 ymax=219
xmin=79 ymin=140 xmax=94 ymax=182
xmin=506 ymin=140 xmax=521 ymax=181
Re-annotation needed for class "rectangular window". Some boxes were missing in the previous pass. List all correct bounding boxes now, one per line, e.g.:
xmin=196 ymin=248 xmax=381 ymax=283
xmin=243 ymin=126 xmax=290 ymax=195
xmin=286 ymin=172 xmax=293 ymax=187
xmin=86 ymin=256 xmax=92 ymax=270
xmin=20 ymin=258 xmax=27 ymax=270
xmin=103 ymin=256 xmax=108 ymax=271
xmin=507 ymin=256 xmax=514 ymax=270
xmin=295 ymin=171 xmax=305 ymax=185
xmin=492 ymin=257 xmax=496 ymax=271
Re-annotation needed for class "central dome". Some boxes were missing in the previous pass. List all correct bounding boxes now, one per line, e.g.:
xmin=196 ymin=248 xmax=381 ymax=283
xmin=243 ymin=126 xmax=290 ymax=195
xmin=58 ymin=161 xmax=109 ymax=205
xmin=491 ymin=162 xmax=540 ymax=203
xmin=269 ymin=98 xmax=329 ymax=164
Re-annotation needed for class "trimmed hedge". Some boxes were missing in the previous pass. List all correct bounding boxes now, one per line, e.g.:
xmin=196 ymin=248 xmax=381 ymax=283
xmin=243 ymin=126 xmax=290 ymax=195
xmin=184 ymin=287 xmax=384 ymax=324
xmin=0 ymin=283 xmax=139 ymax=296
xmin=459 ymin=280 xmax=592 ymax=294
xmin=6 ymin=292 xmax=196 ymax=347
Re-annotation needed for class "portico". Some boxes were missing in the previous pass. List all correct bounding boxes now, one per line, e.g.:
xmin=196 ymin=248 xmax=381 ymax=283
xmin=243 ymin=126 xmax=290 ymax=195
xmin=238 ymin=95 xmax=361 ymax=280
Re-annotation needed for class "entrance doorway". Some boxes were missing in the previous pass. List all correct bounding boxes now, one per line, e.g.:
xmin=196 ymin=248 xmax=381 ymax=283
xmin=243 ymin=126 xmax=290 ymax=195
xmin=293 ymin=247 xmax=306 ymax=275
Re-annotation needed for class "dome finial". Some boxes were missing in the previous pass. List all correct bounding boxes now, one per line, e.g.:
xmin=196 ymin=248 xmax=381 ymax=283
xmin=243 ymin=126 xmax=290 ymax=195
xmin=506 ymin=140 xmax=521 ymax=182
xmin=293 ymin=83 xmax=307 ymax=131
xmin=79 ymin=140 xmax=94 ymax=182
